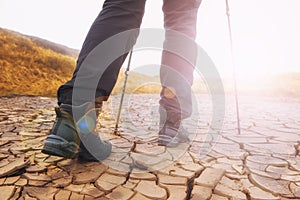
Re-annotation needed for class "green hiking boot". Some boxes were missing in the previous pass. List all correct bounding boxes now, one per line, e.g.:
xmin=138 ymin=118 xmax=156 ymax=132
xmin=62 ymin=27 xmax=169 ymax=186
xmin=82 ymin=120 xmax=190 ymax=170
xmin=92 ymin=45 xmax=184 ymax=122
xmin=75 ymin=106 xmax=112 ymax=162
xmin=42 ymin=107 xmax=80 ymax=158
xmin=78 ymin=132 xmax=112 ymax=162
xmin=42 ymin=103 xmax=112 ymax=161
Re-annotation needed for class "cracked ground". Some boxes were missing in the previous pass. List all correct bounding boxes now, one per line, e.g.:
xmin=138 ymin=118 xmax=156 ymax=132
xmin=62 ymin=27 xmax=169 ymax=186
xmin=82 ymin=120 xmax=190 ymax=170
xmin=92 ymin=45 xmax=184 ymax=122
xmin=0 ymin=94 xmax=299 ymax=200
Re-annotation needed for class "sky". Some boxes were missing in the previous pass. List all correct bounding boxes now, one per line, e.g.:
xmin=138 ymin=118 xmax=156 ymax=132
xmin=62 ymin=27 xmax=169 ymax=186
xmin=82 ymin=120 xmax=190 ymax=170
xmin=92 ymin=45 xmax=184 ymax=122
xmin=1 ymin=0 xmax=300 ymax=80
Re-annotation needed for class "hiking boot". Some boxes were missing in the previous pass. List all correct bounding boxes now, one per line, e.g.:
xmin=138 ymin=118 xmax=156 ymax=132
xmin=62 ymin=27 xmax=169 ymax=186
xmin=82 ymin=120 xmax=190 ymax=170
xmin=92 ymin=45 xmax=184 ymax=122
xmin=42 ymin=107 xmax=80 ymax=158
xmin=71 ymin=103 xmax=112 ymax=162
xmin=78 ymin=132 xmax=112 ymax=162
xmin=157 ymin=106 xmax=190 ymax=147
xmin=42 ymin=102 xmax=112 ymax=161
xmin=158 ymin=120 xmax=190 ymax=147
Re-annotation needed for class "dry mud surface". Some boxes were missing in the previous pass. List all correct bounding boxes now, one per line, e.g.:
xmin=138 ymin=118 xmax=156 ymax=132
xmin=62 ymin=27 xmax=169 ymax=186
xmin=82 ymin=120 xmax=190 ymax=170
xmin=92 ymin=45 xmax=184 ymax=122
xmin=0 ymin=94 xmax=299 ymax=200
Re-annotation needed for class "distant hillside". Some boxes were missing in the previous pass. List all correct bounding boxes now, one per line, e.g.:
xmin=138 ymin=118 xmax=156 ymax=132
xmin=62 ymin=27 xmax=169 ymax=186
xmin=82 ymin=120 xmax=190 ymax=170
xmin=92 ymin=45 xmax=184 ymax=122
xmin=0 ymin=28 xmax=78 ymax=96
xmin=194 ymin=73 xmax=300 ymax=97
xmin=112 ymin=71 xmax=161 ymax=95
xmin=220 ymin=73 xmax=300 ymax=97
xmin=29 ymin=35 xmax=79 ymax=58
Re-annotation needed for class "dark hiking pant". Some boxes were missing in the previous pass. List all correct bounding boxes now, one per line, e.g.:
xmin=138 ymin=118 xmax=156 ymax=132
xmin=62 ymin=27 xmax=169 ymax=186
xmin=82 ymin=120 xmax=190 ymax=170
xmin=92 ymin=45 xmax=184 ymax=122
xmin=57 ymin=0 xmax=202 ymax=120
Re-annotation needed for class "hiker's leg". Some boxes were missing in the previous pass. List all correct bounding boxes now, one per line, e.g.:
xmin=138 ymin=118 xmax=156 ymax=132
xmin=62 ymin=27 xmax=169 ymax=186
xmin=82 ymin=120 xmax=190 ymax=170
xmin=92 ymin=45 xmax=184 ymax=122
xmin=160 ymin=0 xmax=202 ymax=121
xmin=42 ymin=0 xmax=146 ymax=161
xmin=57 ymin=0 xmax=147 ymax=106
xmin=158 ymin=0 xmax=202 ymax=146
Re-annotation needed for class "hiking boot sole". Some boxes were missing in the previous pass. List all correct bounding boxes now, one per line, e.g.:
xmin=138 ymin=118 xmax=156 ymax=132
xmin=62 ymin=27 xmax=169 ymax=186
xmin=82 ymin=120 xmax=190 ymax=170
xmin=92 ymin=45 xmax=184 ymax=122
xmin=42 ymin=135 xmax=79 ymax=158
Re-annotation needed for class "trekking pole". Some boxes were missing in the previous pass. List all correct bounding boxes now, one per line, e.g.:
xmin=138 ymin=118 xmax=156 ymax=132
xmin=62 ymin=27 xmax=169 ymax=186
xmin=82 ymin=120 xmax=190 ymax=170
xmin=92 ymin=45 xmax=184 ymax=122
xmin=225 ymin=0 xmax=241 ymax=135
xmin=114 ymin=50 xmax=133 ymax=134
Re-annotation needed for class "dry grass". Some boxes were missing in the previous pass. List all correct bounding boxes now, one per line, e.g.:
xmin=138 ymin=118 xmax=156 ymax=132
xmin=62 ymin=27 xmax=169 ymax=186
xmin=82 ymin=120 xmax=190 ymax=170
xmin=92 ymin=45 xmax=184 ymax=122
xmin=0 ymin=28 xmax=76 ymax=96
